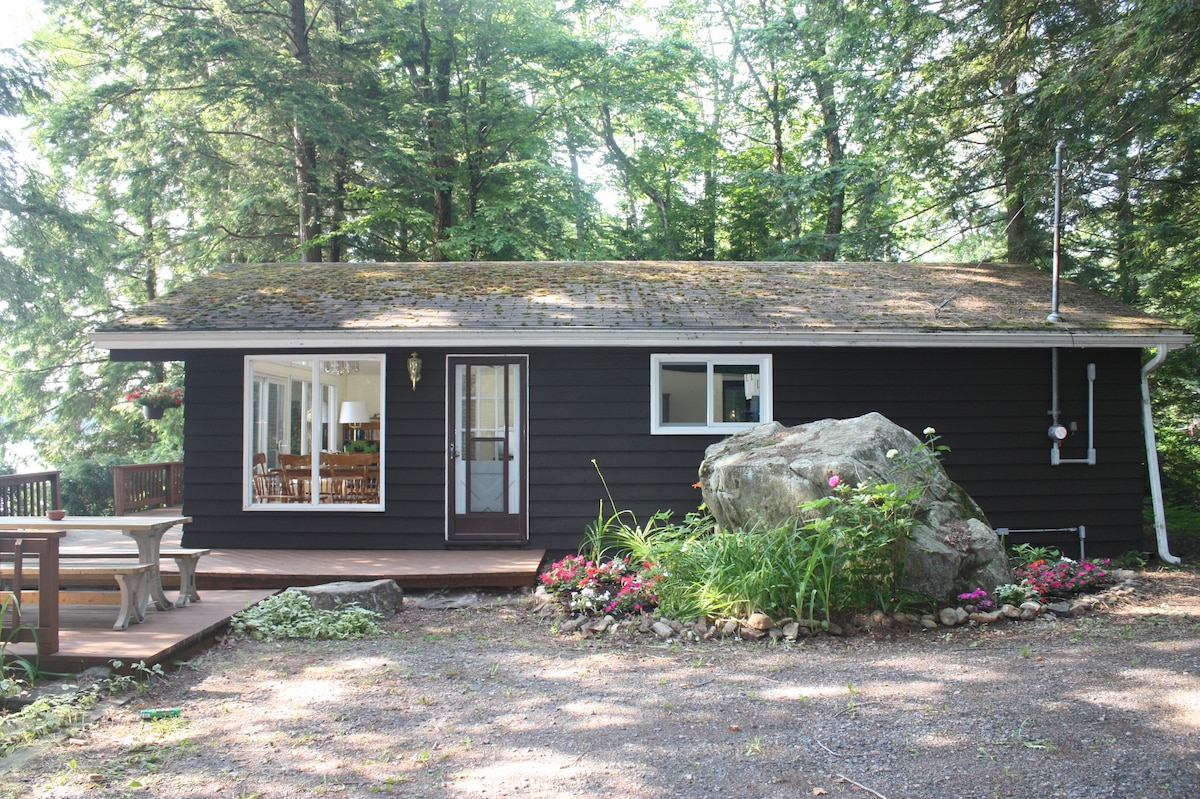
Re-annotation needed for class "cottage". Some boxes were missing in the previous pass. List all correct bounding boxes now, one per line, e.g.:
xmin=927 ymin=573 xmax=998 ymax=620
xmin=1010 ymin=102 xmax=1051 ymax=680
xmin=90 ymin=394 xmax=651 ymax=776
xmin=91 ymin=260 xmax=1192 ymax=560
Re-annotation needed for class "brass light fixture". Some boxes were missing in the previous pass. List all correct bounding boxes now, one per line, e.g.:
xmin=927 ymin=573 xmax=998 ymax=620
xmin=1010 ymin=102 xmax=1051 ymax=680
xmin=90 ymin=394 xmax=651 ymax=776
xmin=407 ymin=351 xmax=422 ymax=391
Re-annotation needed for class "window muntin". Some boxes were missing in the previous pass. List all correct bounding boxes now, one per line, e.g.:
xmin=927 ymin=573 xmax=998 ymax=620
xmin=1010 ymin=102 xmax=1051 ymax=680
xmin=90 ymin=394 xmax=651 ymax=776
xmin=244 ymin=356 xmax=384 ymax=510
xmin=651 ymin=354 xmax=771 ymax=434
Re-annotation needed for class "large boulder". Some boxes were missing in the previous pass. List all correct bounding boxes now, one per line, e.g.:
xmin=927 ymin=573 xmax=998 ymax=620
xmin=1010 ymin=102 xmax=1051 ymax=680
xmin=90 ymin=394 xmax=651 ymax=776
xmin=294 ymin=579 xmax=405 ymax=618
xmin=698 ymin=413 xmax=1012 ymax=602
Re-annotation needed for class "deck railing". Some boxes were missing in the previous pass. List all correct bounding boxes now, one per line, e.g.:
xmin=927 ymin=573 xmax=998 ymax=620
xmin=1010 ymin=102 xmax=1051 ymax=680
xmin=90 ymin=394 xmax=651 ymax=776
xmin=112 ymin=462 xmax=183 ymax=516
xmin=0 ymin=470 xmax=62 ymax=516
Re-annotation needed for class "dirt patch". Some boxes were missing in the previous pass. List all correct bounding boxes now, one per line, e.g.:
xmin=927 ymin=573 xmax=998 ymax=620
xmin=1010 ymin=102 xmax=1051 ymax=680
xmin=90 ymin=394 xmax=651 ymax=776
xmin=4 ymin=568 xmax=1199 ymax=799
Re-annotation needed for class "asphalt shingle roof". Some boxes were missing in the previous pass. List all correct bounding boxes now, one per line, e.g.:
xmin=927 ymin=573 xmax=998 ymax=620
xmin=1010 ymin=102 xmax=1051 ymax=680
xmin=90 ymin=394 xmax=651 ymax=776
xmin=99 ymin=261 xmax=1182 ymax=339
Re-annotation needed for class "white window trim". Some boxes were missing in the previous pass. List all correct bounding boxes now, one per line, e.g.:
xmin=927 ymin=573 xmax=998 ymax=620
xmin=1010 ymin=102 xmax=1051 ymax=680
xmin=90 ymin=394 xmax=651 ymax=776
xmin=243 ymin=354 xmax=386 ymax=511
xmin=650 ymin=353 xmax=772 ymax=435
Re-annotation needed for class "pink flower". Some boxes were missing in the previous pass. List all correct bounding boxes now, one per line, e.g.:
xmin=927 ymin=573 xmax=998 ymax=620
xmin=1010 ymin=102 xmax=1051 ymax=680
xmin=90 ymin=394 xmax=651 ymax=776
xmin=828 ymin=475 xmax=841 ymax=488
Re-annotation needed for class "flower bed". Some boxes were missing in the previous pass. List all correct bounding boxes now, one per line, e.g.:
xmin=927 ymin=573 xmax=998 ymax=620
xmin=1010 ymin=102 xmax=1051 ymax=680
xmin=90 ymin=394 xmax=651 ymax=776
xmin=539 ymin=554 xmax=663 ymax=617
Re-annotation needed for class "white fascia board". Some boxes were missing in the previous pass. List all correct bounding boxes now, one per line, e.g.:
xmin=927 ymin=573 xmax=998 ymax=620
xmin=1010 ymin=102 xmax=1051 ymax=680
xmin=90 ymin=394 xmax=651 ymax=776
xmin=89 ymin=327 xmax=1194 ymax=352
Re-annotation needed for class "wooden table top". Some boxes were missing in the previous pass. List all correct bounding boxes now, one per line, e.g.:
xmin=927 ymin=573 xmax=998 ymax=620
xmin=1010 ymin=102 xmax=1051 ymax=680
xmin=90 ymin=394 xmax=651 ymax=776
xmin=0 ymin=516 xmax=191 ymax=531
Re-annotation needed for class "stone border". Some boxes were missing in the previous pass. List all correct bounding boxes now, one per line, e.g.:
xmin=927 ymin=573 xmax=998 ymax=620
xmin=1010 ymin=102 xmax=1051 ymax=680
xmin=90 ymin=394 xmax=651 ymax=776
xmin=531 ymin=569 xmax=1142 ymax=643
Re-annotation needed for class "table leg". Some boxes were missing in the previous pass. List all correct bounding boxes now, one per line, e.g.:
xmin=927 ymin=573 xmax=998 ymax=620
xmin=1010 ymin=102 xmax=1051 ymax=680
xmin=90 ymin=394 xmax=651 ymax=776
xmin=173 ymin=556 xmax=202 ymax=607
xmin=124 ymin=526 xmax=174 ymax=611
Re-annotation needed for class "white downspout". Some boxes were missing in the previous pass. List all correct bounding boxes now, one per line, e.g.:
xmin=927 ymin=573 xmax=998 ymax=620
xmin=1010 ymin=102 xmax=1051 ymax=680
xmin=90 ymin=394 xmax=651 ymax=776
xmin=1141 ymin=346 xmax=1180 ymax=564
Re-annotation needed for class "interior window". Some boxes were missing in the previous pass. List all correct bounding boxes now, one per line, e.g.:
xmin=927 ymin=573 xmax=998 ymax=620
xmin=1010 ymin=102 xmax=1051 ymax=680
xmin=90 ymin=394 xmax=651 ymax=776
xmin=245 ymin=356 xmax=384 ymax=510
xmin=651 ymin=354 xmax=771 ymax=434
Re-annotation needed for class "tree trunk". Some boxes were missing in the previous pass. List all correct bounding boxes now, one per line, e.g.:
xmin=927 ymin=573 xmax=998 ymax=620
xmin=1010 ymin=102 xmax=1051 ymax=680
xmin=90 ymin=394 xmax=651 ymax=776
xmin=599 ymin=103 xmax=673 ymax=257
xmin=1000 ymin=76 xmax=1031 ymax=264
xmin=812 ymin=72 xmax=844 ymax=261
xmin=288 ymin=0 xmax=322 ymax=262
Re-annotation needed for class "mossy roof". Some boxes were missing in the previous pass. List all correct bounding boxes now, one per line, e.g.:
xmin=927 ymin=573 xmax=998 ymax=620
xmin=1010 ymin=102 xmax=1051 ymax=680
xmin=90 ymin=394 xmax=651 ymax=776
xmin=95 ymin=260 xmax=1189 ymax=344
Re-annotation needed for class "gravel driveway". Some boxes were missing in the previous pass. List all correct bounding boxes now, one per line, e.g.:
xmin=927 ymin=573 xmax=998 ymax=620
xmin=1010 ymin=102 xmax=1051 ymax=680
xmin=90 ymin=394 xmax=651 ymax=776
xmin=3 ymin=568 xmax=1198 ymax=799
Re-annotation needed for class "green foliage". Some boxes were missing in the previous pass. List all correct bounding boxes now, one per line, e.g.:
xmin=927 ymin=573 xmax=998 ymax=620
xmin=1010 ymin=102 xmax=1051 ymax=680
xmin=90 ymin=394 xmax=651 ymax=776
xmin=58 ymin=454 xmax=129 ymax=516
xmin=0 ymin=693 xmax=91 ymax=756
xmin=229 ymin=590 xmax=382 ymax=641
xmin=994 ymin=583 xmax=1040 ymax=607
xmin=1 ymin=595 xmax=41 ymax=698
xmin=579 ymin=482 xmax=925 ymax=626
xmin=1008 ymin=543 xmax=1063 ymax=568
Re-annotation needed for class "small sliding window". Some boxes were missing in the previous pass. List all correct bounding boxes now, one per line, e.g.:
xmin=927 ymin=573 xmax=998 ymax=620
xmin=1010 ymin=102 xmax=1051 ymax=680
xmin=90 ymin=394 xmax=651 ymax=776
xmin=243 ymin=356 xmax=384 ymax=510
xmin=650 ymin=354 xmax=772 ymax=435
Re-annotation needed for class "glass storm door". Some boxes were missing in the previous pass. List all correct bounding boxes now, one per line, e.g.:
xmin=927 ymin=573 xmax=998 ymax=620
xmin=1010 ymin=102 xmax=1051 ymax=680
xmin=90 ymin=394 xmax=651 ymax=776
xmin=447 ymin=357 xmax=527 ymax=542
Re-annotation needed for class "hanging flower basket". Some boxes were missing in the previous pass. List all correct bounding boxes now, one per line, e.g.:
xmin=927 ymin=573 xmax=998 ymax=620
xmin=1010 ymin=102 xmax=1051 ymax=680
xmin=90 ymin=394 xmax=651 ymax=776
xmin=126 ymin=384 xmax=184 ymax=417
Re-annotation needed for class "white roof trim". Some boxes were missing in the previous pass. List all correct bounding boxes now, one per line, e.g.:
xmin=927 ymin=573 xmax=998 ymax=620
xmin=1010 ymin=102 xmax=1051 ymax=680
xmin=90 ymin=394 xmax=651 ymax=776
xmin=90 ymin=328 xmax=1194 ymax=352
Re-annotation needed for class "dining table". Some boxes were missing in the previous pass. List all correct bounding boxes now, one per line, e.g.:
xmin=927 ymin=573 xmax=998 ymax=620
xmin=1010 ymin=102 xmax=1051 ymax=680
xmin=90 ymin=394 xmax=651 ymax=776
xmin=0 ymin=514 xmax=192 ymax=612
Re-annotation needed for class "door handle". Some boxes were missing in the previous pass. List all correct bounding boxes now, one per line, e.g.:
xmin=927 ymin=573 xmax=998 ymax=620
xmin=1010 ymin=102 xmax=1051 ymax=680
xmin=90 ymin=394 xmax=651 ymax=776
xmin=449 ymin=442 xmax=458 ymax=461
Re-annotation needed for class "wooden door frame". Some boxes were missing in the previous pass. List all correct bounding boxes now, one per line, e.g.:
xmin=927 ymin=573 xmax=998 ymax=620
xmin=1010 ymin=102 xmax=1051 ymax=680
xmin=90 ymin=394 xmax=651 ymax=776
xmin=445 ymin=355 xmax=529 ymax=544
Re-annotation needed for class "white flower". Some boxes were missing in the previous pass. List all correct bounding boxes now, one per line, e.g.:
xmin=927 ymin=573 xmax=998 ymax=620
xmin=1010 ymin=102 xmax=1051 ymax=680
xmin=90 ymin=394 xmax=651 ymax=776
xmin=923 ymin=426 xmax=937 ymax=436
xmin=886 ymin=449 xmax=900 ymax=459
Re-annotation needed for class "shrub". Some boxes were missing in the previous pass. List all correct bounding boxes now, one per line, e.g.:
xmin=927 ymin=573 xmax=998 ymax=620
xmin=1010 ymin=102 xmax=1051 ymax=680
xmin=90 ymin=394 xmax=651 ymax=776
xmin=229 ymin=590 xmax=382 ymax=640
xmin=59 ymin=454 xmax=132 ymax=516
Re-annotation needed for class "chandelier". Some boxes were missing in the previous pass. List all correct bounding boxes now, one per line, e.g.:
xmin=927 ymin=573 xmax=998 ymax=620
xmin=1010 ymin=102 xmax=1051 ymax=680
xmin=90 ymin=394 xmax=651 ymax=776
xmin=322 ymin=360 xmax=359 ymax=376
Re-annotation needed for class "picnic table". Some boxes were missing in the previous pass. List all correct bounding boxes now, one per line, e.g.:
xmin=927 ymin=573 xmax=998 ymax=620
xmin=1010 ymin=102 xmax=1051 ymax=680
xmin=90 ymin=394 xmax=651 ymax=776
xmin=0 ymin=515 xmax=192 ymax=612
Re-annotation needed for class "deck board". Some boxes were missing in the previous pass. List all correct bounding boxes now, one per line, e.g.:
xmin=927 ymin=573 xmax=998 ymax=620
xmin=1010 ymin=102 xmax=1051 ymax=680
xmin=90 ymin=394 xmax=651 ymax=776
xmin=2 ymin=513 xmax=546 ymax=672
xmin=3 ymin=590 xmax=276 ymax=673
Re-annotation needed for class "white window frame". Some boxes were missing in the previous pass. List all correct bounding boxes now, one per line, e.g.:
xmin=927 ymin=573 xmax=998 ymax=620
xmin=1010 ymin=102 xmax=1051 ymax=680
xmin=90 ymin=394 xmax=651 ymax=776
xmin=243 ymin=355 xmax=385 ymax=511
xmin=650 ymin=353 xmax=772 ymax=435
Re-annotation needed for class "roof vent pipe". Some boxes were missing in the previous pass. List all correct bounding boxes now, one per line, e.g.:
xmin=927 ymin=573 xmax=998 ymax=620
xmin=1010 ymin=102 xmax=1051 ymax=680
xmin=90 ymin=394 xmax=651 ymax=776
xmin=1047 ymin=141 xmax=1065 ymax=323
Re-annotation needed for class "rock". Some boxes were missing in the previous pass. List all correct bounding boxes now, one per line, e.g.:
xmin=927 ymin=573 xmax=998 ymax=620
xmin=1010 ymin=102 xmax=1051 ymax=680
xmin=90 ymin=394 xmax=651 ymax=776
xmin=1001 ymin=603 xmax=1022 ymax=619
xmin=955 ymin=607 xmax=969 ymax=625
xmin=745 ymin=612 xmax=774 ymax=631
xmin=560 ymin=616 xmax=588 ymax=633
xmin=919 ymin=615 xmax=938 ymax=630
xmin=1020 ymin=601 xmax=1044 ymax=616
xmin=968 ymin=610 xmax=1002 ymax=624
xmin=1069 ymin=599 xmax=1094 ymax=617
xmin=294 ymin=579 xmax=404 ymax=618
xmin=782 ymin=621 xmax=801 ymax=640
xmin=1046 ymin=600 xmax=1071 ymax=615
xmin=410 ymin=591 xmax=481 ymax=610
xmin=582 ymin=615 xmax=614 ymax=633
xmin=721 ymin=619 xmax=740 ymax=638
xmin=738 ymin=626 xmax=767 ymax=640
xmin=651 ymin=621 xmax=676 ymax=639
xmin=938 ymin=607 xmax=959 ymax=627
xmin=698 ymin=413 xmax=1012 ymax=603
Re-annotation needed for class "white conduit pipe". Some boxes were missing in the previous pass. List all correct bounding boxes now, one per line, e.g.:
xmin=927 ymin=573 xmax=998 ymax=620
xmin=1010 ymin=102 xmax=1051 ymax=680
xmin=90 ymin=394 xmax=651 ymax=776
xmin=1141 ymin=346 xmax=1180 ymax=564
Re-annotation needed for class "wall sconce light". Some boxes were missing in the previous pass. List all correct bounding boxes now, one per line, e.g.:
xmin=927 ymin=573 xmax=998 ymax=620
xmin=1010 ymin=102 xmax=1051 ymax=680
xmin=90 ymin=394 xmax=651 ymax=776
xmin=407 ymin=351 xmax=422 ymax=391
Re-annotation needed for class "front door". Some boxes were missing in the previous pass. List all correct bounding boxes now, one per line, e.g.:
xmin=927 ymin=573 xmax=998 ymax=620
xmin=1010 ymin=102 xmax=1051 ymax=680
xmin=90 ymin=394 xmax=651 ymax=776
xmin=447 ymin=356 xmax=528 ymax=543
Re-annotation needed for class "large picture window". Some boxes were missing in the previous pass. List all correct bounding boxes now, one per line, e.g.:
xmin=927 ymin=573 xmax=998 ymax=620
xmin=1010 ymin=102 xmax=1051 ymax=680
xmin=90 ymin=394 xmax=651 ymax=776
xmin=244 ymin=356 xmax=384 ymax=510
xmin=650 ymin=354 xmax=772 ymax=435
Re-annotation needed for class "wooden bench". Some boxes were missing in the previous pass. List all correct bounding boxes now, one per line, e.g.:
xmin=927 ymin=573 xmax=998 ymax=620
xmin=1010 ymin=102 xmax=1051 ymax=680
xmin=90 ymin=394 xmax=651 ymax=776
xmin=1 ymin=560 xmax=153 ymax=631
xmin=60 ymin=548 xmax=210 ymax=608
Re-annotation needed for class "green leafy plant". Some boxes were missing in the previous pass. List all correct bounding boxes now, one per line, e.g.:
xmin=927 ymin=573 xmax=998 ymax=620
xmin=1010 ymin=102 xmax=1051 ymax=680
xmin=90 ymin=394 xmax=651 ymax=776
xmin=229 ymin=590 xmax=382 ymax=641
xmin=994 ymin=582 xmax=1039 ymax=606
xmin=563 ymin=437 xmax=945 ymax=626
xmin=1008 ymin=543 xmax=1062 ymax=567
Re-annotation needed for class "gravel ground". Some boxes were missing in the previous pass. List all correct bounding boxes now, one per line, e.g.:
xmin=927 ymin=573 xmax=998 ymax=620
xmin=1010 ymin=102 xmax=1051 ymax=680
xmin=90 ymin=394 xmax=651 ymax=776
xmin=2 ymin=567 xmax=1198 ymax=799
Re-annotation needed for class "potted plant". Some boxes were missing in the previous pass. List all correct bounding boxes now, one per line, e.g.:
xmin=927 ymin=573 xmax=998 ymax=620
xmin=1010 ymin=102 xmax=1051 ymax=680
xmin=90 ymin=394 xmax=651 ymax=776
xmin=125 ymin=384 xmax=184 ymax=419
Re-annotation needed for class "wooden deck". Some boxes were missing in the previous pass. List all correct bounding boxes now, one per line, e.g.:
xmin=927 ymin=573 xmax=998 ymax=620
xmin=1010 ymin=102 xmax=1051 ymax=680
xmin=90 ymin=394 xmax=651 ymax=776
xmin=3 ymin=512 xmax=546 ymax=673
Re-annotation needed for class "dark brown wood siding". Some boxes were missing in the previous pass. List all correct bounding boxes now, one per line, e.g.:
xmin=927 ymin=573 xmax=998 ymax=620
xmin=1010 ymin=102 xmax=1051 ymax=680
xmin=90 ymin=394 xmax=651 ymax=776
xmin=170 ymin=346 xmax=1150 ymax=558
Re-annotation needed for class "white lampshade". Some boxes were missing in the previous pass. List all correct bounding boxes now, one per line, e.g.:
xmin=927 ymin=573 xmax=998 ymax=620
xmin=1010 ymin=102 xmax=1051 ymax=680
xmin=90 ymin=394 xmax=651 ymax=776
xmin=338 ymin=401 xmax=370 ymax=425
